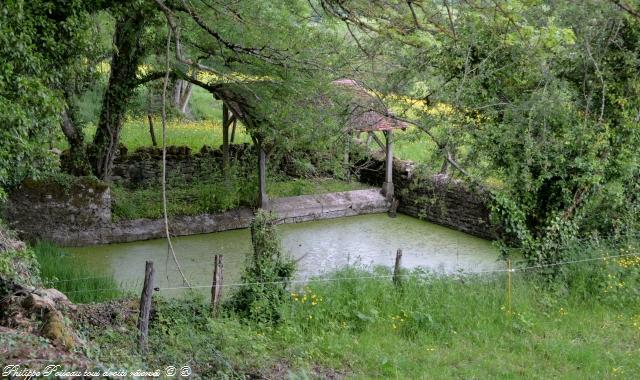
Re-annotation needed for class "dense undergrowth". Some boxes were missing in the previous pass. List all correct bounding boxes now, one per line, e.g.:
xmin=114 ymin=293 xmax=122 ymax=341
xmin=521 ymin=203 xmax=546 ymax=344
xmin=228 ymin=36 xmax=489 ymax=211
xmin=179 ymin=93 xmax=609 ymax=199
xmin=0 ymin=225 xmax=39 ymax=287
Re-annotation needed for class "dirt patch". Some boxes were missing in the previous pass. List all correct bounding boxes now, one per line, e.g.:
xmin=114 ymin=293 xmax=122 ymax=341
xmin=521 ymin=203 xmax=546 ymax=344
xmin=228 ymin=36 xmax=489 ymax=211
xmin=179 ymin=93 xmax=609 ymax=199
xmin=74 ymin=299 xmax=138 ymax=329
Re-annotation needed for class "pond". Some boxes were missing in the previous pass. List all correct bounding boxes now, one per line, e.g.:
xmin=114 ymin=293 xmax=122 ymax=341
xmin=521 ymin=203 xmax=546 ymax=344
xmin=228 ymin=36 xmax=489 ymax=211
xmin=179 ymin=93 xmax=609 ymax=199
xmin=66 ymin=214 xmax=502 ymax=297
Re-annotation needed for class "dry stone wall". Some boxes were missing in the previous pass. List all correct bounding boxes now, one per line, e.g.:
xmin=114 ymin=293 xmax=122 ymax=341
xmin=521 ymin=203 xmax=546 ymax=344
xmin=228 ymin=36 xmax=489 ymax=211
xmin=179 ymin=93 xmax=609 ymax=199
xmin=108 ymin=144 xmax=253 ymax=187
xmin=3 ymin=178 xmax=389 ymax=246
xmin=358 ymin=157 xmax=497 ymax=240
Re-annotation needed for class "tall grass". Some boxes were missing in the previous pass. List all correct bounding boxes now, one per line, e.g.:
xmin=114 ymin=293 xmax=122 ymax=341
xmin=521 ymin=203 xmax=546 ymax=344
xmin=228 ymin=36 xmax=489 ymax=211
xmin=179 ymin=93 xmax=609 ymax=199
xmin=54 ymin=117 xmax=253 ymax=153
xmin=111 ymin=179 xmax=257 ymax=221
xmin=34 ymin=242 xmax=122 ymax=303
xmin=270 ymin=265 xmax=639 ymax=378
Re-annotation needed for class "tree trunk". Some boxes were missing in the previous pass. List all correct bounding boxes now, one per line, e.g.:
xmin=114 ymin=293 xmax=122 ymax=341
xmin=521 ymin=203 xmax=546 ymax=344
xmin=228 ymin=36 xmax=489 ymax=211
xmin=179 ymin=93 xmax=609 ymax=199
xmin=439 ymin=149 xmax=455 ymax=175
xmin=256 ymin=138 xmax=269 ymax=208
xmin=179 ymin=82 xmax=194 ymax=115
xmin=147 ymin=115 xmax=157 ymax=146
xmin=230 ymin=119 xmax=237 ymax=143
xmin=60 ymin=100 xmax=91 ymax=176
xmin=172 ymin=79 xmax=194 ymax=116
xmin=439 ymin=158 xmax=450 ymax=174
xmin=172 ymin=79 xmax=183 ymax=107
xmin=60 ymin=110 xmax=92 ymax=176
xmin=91 ymin=11 xmax=148 ymax=180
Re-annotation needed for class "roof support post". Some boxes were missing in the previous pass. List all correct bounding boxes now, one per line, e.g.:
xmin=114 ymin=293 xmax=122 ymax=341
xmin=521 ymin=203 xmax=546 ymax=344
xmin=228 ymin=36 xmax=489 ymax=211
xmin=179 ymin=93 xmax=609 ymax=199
xmin=257 ymin=138 xmax=269 ymax=209
xmin=222 ymin=103 xmax=230 ymax=178
xmin=381 ymin=129 xmax=394 ymax=200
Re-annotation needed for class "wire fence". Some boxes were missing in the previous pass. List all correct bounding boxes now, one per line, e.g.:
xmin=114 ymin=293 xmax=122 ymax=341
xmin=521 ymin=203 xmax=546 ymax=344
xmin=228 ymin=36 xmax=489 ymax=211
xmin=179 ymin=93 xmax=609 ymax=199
xmin=46 ymin=231 xmax=640 ymax=287
xmin=58 ymin=249 xmax=640 ymax=296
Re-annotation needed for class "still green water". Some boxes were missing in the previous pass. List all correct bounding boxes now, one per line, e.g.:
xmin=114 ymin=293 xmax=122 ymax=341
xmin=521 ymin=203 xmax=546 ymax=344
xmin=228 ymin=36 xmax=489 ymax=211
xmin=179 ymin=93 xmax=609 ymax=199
xmin=66 ymin=214 xmax=501 ymax=297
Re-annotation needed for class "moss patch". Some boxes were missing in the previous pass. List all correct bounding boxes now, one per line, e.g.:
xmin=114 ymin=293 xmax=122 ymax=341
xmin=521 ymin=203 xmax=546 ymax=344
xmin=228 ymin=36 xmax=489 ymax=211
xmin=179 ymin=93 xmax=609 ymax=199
xmin=19 ymin=175 xmax=108 ymax=200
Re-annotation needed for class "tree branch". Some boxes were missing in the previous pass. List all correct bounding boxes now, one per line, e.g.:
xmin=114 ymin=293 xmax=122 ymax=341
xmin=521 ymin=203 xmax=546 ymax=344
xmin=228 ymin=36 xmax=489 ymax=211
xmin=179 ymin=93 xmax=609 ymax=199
xmin=609 ymin=0 xmax=640 ymax=20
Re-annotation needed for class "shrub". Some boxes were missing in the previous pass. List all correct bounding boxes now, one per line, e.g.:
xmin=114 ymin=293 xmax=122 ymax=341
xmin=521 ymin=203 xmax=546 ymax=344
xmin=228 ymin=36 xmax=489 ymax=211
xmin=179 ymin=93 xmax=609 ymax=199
xmin=0 ymin=223 xmax=40 ymax=288
xmin=227 ymin=210 xmax=295 ymax=324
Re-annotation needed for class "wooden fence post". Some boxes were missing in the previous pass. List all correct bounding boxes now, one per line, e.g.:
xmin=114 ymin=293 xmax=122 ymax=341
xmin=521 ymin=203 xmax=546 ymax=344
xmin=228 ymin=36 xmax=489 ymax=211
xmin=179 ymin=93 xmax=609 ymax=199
xmin=211 ymin=255 xmax=223 ymax=315
xmin=507 ymin=258 xmax=512 ymax=317
xmin=137 ymin=260 xmax=155 ymax=354
xmin=393 ymin=249 xmax=403 ymax=286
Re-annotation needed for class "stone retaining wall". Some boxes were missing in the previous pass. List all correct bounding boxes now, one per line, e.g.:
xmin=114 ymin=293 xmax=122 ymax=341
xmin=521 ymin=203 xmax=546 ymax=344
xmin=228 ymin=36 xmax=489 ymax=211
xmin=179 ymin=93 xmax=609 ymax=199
xmin=358 ymin=157 xmax=497 ymax=240
xmin=100 ymin=144 xmax=330 ymax=188
xmin=4 ymin=177 xmax=112 ymax=243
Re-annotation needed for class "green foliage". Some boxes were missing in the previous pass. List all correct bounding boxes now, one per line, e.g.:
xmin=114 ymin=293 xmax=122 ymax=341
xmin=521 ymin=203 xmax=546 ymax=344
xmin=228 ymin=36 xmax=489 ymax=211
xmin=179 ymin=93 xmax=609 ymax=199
xmin=0 ymin=1 xmax=59 ymax=192
xmin=228 ymin=210 xmax=295 ymax=324
xmin=321 ymin=0 xmax=640 ymax=263
xmin=0 ymin=241 xmax=40 ymax=288
xmin=267 ymin=177 xmax=370 ymax=198
xmin=56 ymin=116 xmax=254 ymax=153
xmin=188 ymin=87 xmax=224 ymax=121
xmin=547 ymin=239 xmax=640 ymax=306
xmin=34 ymin=241 xmax=121 ymax=303
xmin=148 ymin=293 xmax=262 ymax=377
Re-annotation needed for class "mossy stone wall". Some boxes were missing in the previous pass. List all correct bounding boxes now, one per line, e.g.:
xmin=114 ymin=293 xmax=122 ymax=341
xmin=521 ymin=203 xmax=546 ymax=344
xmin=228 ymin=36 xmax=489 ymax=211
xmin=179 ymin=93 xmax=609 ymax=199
xmin=109 ymin=144 xmax=253 ymax=187
xmin=4 ymin=177 xmax=111 ymax=242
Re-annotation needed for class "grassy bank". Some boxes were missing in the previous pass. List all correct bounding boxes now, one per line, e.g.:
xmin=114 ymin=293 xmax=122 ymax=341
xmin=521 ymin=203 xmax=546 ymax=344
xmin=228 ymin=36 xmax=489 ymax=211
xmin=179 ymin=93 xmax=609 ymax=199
xmin=111 ymin=177 xmax=371 ymax=221
xmin=78 ymin=244 xmax=640 ymax=378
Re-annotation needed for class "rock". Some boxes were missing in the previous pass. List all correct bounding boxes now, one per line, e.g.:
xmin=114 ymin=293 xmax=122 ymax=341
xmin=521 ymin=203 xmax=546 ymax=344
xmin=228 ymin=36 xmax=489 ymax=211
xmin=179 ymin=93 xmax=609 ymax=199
xmin=36 ymin=288 xmax=76 ymax=311
xmin=21 ymin=293 xmax=55 ymax=311
xmin=117 ymin=143 xmax=128 ymax=157
xmin=42 ymin=309 xmax=76 ymax=350
xmin=40 ymin=288 xmax=68 ymax=302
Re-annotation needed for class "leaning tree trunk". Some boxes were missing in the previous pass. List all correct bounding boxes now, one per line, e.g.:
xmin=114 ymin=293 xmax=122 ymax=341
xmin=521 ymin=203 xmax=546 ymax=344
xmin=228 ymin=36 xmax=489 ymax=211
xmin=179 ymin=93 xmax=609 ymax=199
xmin=91 ymin=12 xmax=147 ymax=180
xmin=171 ymin=78 xmax=194 ymax=116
